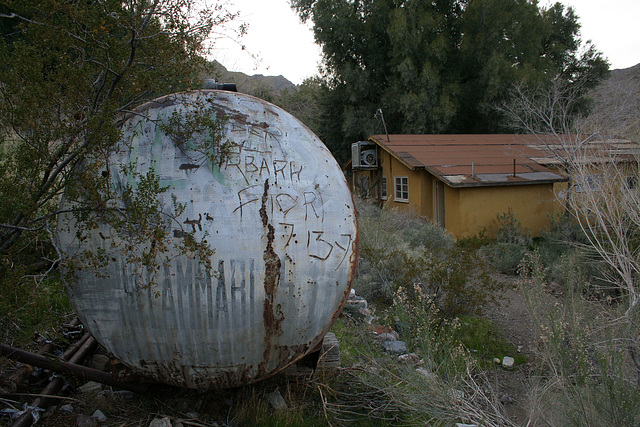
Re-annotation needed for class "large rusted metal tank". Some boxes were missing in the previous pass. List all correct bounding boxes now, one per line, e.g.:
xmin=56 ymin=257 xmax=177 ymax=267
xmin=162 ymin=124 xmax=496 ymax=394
xmin=56 ymin=90 xmax=358 ymax=389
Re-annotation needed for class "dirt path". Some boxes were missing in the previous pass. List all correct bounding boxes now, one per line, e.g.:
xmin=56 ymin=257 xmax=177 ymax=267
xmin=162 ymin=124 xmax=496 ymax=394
xmin=482 ymin=274 xmax=555 ymax=425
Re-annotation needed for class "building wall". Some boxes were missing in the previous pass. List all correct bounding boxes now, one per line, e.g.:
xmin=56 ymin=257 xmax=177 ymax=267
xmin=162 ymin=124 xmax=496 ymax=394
xmin=453 ymin=183 xmax=562 ymax=238
xmin=353 ymin=147 xmax=563 ymax=239
xmin=379 ymin=152 xmax=431 ymax=217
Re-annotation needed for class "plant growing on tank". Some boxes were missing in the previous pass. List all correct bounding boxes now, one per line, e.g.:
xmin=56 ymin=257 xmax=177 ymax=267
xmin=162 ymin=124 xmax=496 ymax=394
xmin=158 ymin=96 xmax=233 ymax=167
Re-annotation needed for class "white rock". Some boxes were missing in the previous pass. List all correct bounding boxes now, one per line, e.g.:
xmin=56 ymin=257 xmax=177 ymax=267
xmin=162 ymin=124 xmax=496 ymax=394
xmin=78 ymin=381 xmax=102 ymax=394
xmin=92 ymin=409 xmax=107 ymax=422
xmin=416 ymin=367 xmax=437 ymax=381
xmin=59 ymin=404 xmax=74 ymax=414
xmin=376 ymin=332 xmax=396 ymax=342
xmin=502 ymin=356 xmax=515 ymax=369
xmin=382 ymin=340 xmax=407 ymax=354
xmin=397 ymin=353 xmax=420 ymax=364
xmin=266 ymin=390 xmax=288 ymax=411
xmin=149 ymin=417 xmax=173 ymax=427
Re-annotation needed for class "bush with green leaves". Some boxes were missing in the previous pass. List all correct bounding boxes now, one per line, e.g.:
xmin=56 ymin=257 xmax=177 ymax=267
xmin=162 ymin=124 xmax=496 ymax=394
xmin=323 ymin=283 xmax=518 ymax=426
xmin=354 ymin=200 xmax=500 ymax=316
xmin=480 ymin=209 xmax=532 ymax=274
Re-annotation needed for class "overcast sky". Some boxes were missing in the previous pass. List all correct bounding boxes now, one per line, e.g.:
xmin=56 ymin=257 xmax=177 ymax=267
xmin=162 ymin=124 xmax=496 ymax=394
xmin=211 ymin=0 xmax=640 ymax=85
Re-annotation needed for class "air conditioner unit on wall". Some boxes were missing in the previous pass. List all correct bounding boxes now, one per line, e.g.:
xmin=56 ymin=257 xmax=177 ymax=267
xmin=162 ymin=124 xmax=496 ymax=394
xmin=351 ymin=141 xmax=378 ymax=168
xmin=361 ymin=149 xmax=377 ymax=166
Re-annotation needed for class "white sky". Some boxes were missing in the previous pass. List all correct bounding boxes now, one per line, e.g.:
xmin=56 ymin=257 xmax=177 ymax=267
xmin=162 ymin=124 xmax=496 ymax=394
xmin=211 ymin=0 xmax=640 ymax=85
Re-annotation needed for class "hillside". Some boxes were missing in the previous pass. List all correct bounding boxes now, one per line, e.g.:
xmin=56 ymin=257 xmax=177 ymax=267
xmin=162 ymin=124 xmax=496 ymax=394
xmin=208 ymin=61 xmax=296 ymax=98
xmin=591 ymin=63 xmax=640 ymax=139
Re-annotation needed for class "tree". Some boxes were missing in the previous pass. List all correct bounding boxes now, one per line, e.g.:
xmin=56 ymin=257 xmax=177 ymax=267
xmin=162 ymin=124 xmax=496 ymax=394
xmin=456 ymin=0 xmax=608 ymax=132
xmin=291 ymin=0 xmax=608 ymax=164
xmin=0 ymin=1 xmax=243 ymax=284
xmin=274 ymin=77 xmax=323 ymax=133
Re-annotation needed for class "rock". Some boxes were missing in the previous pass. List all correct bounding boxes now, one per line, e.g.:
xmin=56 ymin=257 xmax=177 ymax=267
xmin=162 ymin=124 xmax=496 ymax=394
xmin=92 ymin=409 xmax=107 ymax=422
xmin=456 ymin=424 xmax=478 ymax=427
xmin=77 ymin=414 xmax=96 ymax=427
xmin=344 ymin=295 xmax=367 ymax=311
xmin=59 ymin=404 xmax=74 ymax=414
xmin=502 ymin=356 xmax=515 ymax=369
xmin=266 ymin=390 xmax=288 ymax=411
xmin=88 ymin=354 xmax=111 ymax=371
xmin=493 ymin=358 xmax=501 ymax=365
xmin=78 ymin=381 xmax=102 ymax=394
xmin=382 ymin=340 xmax=408 ymax=354
xmin=185 ymin=412 xmax=200 ymax=419
xmin=370 ymin=324 xmax=392 ymax=335
xmin=500 ymin=393 xmax=514 ymax=404
xmin=343 ymin=295 xmax=372 ymax=323
xmin=359 ymin=307 xmax=374 ymax=324
xmin=517 ymin=345 xmax=523 ymax=353
xmin=149 ymin=417 xmax=173 ymax=427
xmin=397 ymin=353 xmax=420 ymax=364
xmin=376 ymin=333 xmax=397 ymax=342
xmin=416 ymin=367 xmax=437 ymax=381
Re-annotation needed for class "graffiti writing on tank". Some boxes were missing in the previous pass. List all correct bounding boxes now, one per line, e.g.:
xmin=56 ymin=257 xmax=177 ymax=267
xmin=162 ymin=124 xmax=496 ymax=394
xmin=233 ymin=186 xmax=325 ymax=222
xmin=219 ymin=125 xmax=303 ymax=186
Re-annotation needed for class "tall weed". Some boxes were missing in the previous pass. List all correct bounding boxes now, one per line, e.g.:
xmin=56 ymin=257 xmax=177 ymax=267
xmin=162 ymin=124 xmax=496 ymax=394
xmin=519 ymin=251 xmax=640 ymax=426
xmin=327 ymin=285 xmax=517 ymax=426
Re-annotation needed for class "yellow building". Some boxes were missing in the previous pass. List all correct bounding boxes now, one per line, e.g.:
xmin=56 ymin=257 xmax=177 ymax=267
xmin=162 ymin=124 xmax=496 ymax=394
xmin=351 ymin=135 xmax=569 ymax=238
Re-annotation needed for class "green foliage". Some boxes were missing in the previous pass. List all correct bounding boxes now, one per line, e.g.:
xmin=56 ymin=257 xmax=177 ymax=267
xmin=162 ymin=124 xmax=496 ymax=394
xmin=0 ymin=266 xmax=72 ymax=343
xmin=455 ymin=315 xmax=526 ymax=366
xmin=355 ymin=200 xmax=502 ymax=316
xmin=327 ymin=294 xmax=516 ymax=425
xmin=273 ymin=77 xmax=323 ymax=133
xmin=291 ymin=0 xmax=609 ymax=163
xmin=0 ymin=0 xmax=238 ymax=245
xmin=0 ymin=0 xmax=243 ymax=341
xmin=383 ymin=283 xmax=471 ymax=373
xmin=480 ymin=209 xmax=532 ymax=274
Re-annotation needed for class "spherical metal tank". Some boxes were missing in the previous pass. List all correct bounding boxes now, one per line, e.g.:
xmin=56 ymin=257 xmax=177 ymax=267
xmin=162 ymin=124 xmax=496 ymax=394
xmin=56 ymin=90 xmax=358 ymax=389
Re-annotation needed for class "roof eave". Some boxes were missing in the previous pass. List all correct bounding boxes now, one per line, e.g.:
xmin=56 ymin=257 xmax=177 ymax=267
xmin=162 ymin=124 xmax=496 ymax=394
xmin=368 ymin=135 xmax=422 ymax=171
xmin=443 ymin=177 xmax=569 ymax=188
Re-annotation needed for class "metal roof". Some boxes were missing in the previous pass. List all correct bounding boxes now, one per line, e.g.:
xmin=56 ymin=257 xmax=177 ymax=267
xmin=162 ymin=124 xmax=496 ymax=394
xmin=368 ymin=134 xmax=640 ymax=188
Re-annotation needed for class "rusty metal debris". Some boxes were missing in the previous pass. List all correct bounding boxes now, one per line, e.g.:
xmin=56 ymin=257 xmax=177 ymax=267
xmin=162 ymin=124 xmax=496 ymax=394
xmin=0 ymin=320 xmax=151 ymax=427
xmin=0 ymin=343 xmax=148 ymax=395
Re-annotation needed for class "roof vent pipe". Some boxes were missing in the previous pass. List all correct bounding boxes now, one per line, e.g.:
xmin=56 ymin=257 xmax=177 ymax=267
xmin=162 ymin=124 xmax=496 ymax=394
xmin=513 ymin=159 xmax=516 ymax=177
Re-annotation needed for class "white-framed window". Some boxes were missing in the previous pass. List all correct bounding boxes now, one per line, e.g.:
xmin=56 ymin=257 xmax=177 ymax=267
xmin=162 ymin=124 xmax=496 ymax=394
xmin=394 ymin=176 xmax=408 ymax=202
xmin=381 ymin=176 xmax=387 ymax=200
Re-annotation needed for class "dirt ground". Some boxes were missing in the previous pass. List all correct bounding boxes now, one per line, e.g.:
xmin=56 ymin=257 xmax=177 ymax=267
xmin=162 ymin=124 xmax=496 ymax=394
xmin=482 ymin=274 xmax=559 ymax=426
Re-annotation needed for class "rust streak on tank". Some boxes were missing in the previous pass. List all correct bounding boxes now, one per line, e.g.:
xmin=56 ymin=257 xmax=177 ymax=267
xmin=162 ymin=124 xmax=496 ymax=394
xmin=260 ymin=179 xmax=283 ymax=373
